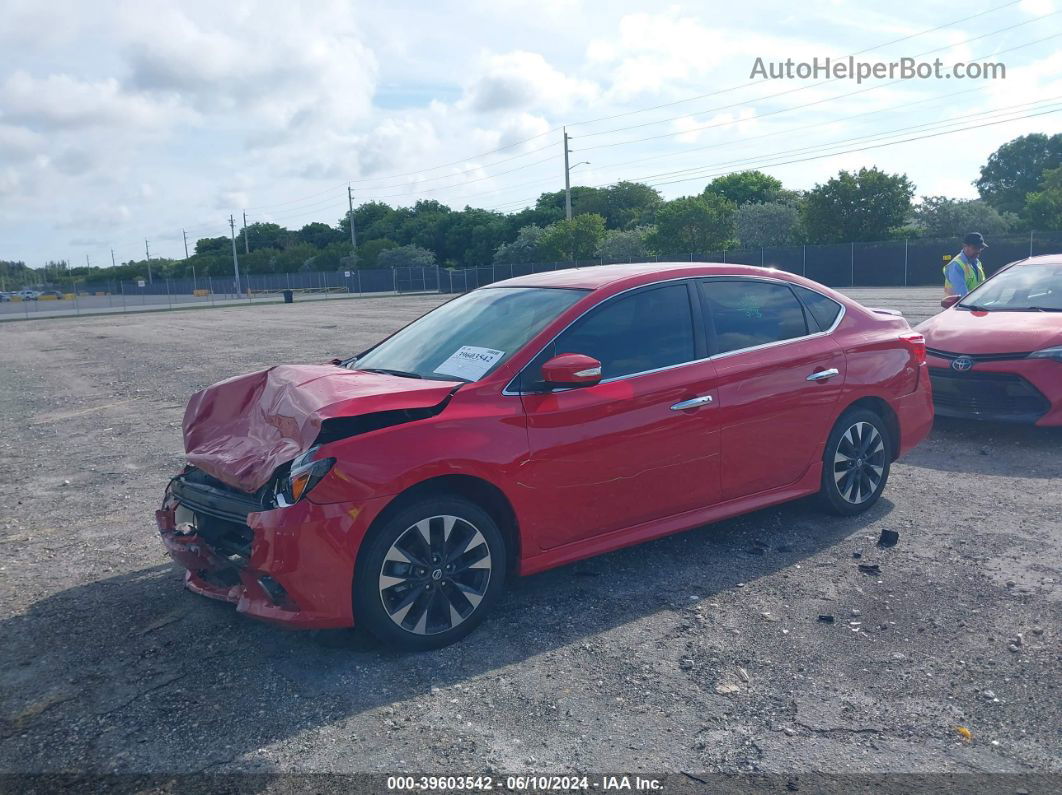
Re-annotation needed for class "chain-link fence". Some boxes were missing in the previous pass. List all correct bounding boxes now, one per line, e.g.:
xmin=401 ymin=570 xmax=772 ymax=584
xmin=4 ymin=231 xmax=1061 ymax=320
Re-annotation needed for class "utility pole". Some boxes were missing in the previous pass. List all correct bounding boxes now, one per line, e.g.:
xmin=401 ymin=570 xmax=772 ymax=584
xmin=144 ymin=239 xmax=153 ymax=283
xmin=563 ymin=128 xmax=572 ymax=222
xmin=242 ymin=211 xmax=249 ymax=254
xmin=111 ymin=249 xmax=116 ymax=268
xmin=347 ymin=185 xmax=358 ymax=265
xmin=86 ymin=254 xmax=90 ymax=268
xmin=183 ymin=229 xmax=190 ymax=259
xmin=229 ymin=214 xmax=242 ymax=295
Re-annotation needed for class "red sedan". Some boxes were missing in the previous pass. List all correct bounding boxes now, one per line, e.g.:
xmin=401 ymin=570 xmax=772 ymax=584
xmin=918 ymin=255 xmax=1062 ymax=425
xmin=156 ymin=263 xmax=932 ymax=650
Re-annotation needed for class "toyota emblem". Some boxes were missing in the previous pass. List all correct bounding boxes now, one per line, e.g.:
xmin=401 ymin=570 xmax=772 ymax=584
xmin=951 ymin=356 xmax=974 ymax=372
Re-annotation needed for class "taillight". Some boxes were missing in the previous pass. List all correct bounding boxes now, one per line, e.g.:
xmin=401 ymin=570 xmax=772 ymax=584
xmin=900 ymin=332 xmax=926 ymax=365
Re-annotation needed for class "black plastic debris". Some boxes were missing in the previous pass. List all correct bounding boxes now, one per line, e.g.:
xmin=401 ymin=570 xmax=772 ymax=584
xmin=877 ymin=529 xmax=899 ymax=548
xmin=817 ymin=614 xmax=835 ymax=623
xmin=858 ymin=563 xmax=882 ymax=576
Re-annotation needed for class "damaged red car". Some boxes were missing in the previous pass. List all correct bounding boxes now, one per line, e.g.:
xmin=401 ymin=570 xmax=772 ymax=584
xmin=157 ymin=263 xmax=933 ymax=650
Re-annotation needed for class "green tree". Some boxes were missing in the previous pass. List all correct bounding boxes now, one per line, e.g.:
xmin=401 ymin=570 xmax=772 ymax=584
xmin=976 ymin=133 xmax=1062 ymax=216
xmin=357 ymin=239 xmax=399 ymax=268
xmin=539 ymin=213 xmax=607 ymax=260
xmin=802 ymin=167 xmax=914 ymax=243
xmin=346 ymin=201 xmax=399 ymax=242
xmin=376 ymin=244 xmax=436 ymax=269
xmin=650 ymin=195 xmax=736 ymax=253
xmin=603 ymin=181 xmax=663 ymax=228
xmin=244 ymin=222 xmax=291 ymax=252
xmin=534 ymin=186 xmax=609 ymax=221
xmin=1024 ymin=166 xmax=1062 ymax=229
xmin=296 ymin=222 xmax=341 ymax=249
xmin=735 ymin=202 xmax=801 ymax=247
xmin=704 ymin=170 xmax=783 ymax=207
xmin=912 ymin=196 xmax=1015 ymax=238
xmin=195 ymin=236 xmax=228 ymax=255
xmin=493 ymin=225 xmax=547 ymax=264
xmin=596 ymin=226 xmax=653 ymax=261
xmin=443 ymin=208 xmax=509 ymax=266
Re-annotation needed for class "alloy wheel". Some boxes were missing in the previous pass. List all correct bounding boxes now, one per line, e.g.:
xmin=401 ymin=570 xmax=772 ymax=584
xmin=378 ymin=515 xmax=492 ymax=635
xmin=832 ymin=421 xmax=886 ymax=504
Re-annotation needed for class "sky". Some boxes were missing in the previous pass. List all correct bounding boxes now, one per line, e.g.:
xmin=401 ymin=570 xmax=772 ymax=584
xmin=1 ymin=0 xmax=1060 ymax=266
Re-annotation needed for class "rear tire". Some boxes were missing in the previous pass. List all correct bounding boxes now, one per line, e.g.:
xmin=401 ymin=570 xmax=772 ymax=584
xmin=354 ymin=496 xmax=507 ymax=651
xmin=818 ymin=408 xmax=892 ymax=516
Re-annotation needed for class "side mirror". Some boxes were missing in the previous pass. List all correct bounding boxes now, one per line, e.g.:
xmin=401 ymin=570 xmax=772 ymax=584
xmin=541 ymin=353 xmax=602 ymax=387
xmin=940 ymin=295 xmax=961 ymax=309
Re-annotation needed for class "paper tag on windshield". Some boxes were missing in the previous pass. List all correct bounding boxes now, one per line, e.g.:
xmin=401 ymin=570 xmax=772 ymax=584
xmin=433 ymin=346 xmax=505 ymax=381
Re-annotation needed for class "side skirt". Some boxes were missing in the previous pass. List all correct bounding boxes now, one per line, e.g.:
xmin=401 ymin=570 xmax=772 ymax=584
xmin=518 ymin=462 xmax=823 ymax=577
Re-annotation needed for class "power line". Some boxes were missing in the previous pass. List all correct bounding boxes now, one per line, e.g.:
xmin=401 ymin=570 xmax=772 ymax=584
xmin=576 ymin=23 xmax=1061 ymax=149
xmin=619 ymin=98 xmax=1062 ymax=186
xmin=484 ymin=104 xmax=1062 ymax=212
xmin=647 ymin=106 xmax=1062 ymax=188
xmin=563 ymin=0 xmax=1024 ymax=131
xmin=242 ymin=1 xmax=1032 ymax=211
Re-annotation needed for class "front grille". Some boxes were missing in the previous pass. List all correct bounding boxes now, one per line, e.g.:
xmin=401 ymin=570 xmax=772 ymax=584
xmin=171 ymin=469 xmax=266 ymax=565
xmin=929 ymin=368 xmax=1049 ymax=422
xmin=927 ymin=347 xmax=1031 ymax=363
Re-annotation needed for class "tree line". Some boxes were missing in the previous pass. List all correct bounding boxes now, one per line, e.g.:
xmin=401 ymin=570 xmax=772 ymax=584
xmin=5 ymin=132 xmax=1062 ymax=289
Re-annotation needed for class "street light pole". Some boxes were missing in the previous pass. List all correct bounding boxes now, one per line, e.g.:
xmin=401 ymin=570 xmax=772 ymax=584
xmin=563 ymin=128 xmax=572 ymax=221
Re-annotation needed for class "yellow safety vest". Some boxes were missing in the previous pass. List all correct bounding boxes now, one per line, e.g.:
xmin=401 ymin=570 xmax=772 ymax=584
xmin=943 ymin=254 xmax=985 ymax=296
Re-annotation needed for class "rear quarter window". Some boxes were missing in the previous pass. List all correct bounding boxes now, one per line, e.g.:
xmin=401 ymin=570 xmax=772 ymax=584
xmin=792 ymin=285 xmax=843 ymax=331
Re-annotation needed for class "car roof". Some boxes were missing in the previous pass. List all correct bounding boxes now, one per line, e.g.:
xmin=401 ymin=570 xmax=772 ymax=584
xmin=488 ymin=261 xmax=800 ymax=290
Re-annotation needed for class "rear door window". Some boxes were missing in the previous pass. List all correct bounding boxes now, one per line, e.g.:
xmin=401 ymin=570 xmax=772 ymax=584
xmin=699 ymin=280 xmax=810 ymax=354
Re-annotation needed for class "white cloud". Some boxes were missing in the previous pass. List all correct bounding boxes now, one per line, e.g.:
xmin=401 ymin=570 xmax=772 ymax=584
xmin=119 ymin=2 xmax=377 ymax=133
xmin=1019 ymin=0 xmax=1054 ymax=14
xmin=0 ymin=70 xmax=190 ymax=130
xmin=462 ymin=51 xmax=598 ymax=113
xmin=673 ymin=109 xmax=759 ymax=144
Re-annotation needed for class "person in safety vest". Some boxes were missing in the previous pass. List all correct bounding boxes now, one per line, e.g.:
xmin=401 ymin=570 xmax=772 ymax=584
xmin=944 ymin=232 xmax=988 ymax=297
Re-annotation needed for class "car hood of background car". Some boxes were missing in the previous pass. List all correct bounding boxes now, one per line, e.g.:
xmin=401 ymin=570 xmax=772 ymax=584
xmin=917 ymin=309 xmax=1062 ymax=354
xmin=183 ymin=364 xmax=462 ymax=493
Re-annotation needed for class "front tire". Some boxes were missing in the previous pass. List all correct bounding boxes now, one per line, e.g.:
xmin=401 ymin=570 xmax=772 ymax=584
xmin=818 ymin=408 xmax=892 ymax=516
xmin=354 ymin=496 xmax=507 ymax=651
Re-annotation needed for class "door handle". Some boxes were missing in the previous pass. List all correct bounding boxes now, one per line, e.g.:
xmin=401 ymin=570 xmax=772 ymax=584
xmin=806 ymin=368 xmax=840 ymax=382
xmin=670 ymin=395 xmax=714 ymax=411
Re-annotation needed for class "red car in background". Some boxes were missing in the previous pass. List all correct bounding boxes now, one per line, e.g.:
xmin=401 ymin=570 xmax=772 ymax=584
xmin=918 ymin=255 xmax=1062 ymax=425
xmin=156 ymin=263 xmax=932 ymax=650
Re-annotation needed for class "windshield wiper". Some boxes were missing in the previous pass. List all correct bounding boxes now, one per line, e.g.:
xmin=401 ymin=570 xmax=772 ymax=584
xmin=359 ymin=367 xmax=423 ymax=379
xmin=1027 ymin=306 xmax=1062 ymax=312
xmin=958 ymin=303 xmax=993 ymax=311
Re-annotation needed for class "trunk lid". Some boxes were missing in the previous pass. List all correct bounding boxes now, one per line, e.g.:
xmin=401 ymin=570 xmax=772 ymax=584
xmin=183 ymin=364 xmax=460 ymax=492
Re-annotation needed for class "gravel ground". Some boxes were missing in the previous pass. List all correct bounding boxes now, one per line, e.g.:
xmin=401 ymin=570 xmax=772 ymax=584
xmin=0 ymin=288 xmax=1058 ymax=776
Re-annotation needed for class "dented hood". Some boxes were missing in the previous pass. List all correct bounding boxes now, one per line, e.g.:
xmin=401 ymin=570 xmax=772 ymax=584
xmin=183 ymin=364 xmax=460 ymax=492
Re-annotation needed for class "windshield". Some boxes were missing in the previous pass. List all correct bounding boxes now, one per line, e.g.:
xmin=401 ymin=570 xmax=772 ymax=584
xmin=350 ymin=286 xmax=587 ymax=381
xmin=960 ymin=264 xmax=1062 ymax=311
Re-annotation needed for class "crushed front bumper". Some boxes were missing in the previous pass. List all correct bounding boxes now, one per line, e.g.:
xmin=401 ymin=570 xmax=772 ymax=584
xmin=156 ymin=472 xmax=390 ymax=629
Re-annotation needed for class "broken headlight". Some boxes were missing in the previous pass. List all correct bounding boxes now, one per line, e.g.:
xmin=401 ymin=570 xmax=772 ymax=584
xmin=277 ymin=446 xmax=335 ymax=505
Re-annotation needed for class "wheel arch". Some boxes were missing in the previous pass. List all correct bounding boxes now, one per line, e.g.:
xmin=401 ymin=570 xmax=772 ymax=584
xmin=357 ymin=474 xmax=521 ymax=575
xmin=834 ymin=396 xmax=901 ymax=461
